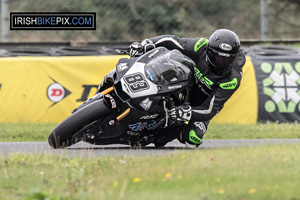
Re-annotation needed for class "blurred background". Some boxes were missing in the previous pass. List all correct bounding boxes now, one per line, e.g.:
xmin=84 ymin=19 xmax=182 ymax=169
xmin=1 ymin=0 xmax=300 ymax=43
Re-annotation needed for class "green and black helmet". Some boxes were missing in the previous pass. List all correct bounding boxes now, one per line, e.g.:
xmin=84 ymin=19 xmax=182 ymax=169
xmin=206 ymin=29 xmax=240 ymax=75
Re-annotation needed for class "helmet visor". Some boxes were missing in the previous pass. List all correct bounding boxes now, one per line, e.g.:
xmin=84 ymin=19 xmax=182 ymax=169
xmin=207 ymin=47 xmax=237 ymax=75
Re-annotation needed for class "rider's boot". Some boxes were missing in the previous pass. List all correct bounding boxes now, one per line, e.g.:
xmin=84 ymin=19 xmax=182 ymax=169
xmin=154 ymin=126 xmax=182 ymax=148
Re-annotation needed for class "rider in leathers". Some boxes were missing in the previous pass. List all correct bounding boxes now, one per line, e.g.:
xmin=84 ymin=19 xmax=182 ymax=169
xmin=128 ymin=29 xmax=246 ymax=148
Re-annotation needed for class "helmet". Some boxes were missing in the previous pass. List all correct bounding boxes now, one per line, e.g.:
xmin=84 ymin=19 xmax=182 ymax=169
xmin=206 ymin=29 xmax=240 ymax=75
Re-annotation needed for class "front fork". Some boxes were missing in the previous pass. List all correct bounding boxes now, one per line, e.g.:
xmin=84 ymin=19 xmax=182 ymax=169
xmin=101 ymin=87 xmax=130 ymax=122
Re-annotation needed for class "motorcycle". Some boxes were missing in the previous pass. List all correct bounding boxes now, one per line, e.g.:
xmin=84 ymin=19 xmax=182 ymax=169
xmin=48 ymin=47 xmax=195 ymax=148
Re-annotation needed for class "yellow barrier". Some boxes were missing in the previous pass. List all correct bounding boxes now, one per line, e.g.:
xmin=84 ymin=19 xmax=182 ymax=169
xmin=0 ymin=55 xmax=257 ymax=123
xmin=0 ymin=56 xmax=124 ymax=123
xmin=211 ymin=57 xmax=258 ymax=124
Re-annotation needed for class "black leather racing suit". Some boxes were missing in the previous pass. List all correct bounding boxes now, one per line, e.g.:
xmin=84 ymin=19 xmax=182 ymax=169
xmin=149 ymin=35 xmax=246 ymax=146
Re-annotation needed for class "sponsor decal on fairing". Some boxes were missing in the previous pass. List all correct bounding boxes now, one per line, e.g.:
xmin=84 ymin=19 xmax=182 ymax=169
xmin=128 ymin=120 xmax=157 ymax=132
xmin=139 ymin=97 xmax=153 ymax=111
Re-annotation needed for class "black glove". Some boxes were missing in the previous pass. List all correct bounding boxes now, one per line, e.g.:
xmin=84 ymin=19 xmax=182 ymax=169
xmin=168 ymin=103 xmax=192 ymax=122
xmin=128 ymin=39 xmax=155 ymax=57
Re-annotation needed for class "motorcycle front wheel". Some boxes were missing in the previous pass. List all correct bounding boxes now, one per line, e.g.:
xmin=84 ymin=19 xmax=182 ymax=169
xmin=48 ymin=99 xmax=111 ymax=149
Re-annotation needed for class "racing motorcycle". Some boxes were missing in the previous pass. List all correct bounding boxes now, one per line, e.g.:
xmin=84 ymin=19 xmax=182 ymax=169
xmin=48 ymin=47 xmax=195 ymax=148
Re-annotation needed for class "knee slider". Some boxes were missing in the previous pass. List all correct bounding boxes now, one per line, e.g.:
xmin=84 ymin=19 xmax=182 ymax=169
xmin=181 ymin=121 xmax=207 ymax=147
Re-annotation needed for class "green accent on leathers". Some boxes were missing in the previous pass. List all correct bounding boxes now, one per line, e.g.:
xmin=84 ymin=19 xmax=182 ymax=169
xmin=219 ymin=78 xmax=238 ymax=89
xmin=189 ymin=130 xmax=202 ymax=145
xmin=194 ymin=38 xmax=208 ymax=52
xmin=194 ymin=67 xmax=213 ymax=89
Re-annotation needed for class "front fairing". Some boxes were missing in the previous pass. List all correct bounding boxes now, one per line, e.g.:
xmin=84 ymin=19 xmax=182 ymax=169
xmin=113 ymin=47 xmax=195 ymax=113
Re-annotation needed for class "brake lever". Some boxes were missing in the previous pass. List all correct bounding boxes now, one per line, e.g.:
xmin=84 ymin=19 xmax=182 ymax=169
xmin=162 ymin=97 xmax=176 ymax=128
xmin=163 ymin=99 xmax=169 ymax=128
xmin=116 ymin=48 xmax=130 ymax=55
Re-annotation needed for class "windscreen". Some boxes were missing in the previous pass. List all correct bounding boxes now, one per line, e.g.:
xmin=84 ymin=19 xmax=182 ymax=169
xmin=144 ymin=50 xmax=194 ymax=85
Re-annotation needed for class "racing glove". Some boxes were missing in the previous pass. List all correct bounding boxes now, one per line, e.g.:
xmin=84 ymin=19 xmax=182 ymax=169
xmin=168 ymin=103 xmax=192 ymax=122
xmin=128 ymin=39 xmax=155 ymax=57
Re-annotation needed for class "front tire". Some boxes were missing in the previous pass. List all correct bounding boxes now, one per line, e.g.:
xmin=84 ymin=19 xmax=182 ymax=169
xmin=48 ymin=99 xmax=111 ymax=148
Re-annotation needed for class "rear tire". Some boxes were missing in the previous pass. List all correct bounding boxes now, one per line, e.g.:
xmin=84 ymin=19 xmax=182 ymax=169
xmin=48 ymin=99 xmax=111 ymax=148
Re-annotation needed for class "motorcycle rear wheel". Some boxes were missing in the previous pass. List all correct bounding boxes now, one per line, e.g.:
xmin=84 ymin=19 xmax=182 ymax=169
xmin=48 ymin=99 xmax=111 ymax=149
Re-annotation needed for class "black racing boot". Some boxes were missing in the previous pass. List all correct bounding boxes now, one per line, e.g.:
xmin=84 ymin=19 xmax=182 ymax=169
xmin=154 ymin=126 xmax=183 ymax=148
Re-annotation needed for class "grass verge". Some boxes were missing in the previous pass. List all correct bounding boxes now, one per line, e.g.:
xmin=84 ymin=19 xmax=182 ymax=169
xmin=0 ymin=144 xmax=299 ymax=200
xmin=0 ymin=123 xmax=56 ymax=142
xmin=0 ymin=122 xmax=300 ymax=142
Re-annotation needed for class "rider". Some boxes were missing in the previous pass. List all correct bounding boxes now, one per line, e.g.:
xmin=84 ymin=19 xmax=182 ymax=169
xmin=128 ymin=29 xmax=246 ymax=148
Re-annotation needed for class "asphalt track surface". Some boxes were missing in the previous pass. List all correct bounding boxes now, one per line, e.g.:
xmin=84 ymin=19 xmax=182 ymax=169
xmin=1 ymin=139 xmax=300 ymax=157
